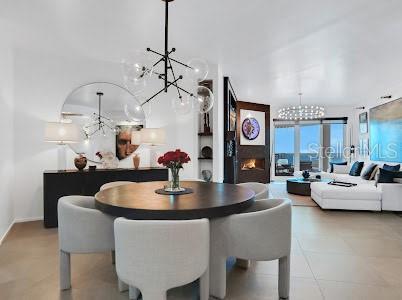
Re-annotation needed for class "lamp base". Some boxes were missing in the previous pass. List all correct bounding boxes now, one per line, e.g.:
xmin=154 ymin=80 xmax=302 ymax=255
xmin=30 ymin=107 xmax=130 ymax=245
xmin=57 ymin=144 xmax=67 ymax=171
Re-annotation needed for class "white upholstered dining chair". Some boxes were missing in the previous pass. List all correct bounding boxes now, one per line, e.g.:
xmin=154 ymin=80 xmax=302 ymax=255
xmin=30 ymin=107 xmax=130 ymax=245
xmin=237 ymin=182 xmax=269 ymax=200
xmin=100 ymin=181 xmax=134 ymax=191
xmin=210 ymin=198 xmax=292 ymax=299
xmin=114 ymin=218 xmax=210 ymax=300
xmin=57 ymin=196 xmax=116 ymax=290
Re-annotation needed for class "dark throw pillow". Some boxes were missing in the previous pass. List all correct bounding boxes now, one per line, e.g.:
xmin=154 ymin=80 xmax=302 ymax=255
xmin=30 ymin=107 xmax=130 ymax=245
xmin=377 ymin=168 xmax=402 ymax=183
xmin=349 ymin=161 xmax=364 ymax=176
xmin=383 ymin=164 xmax=401 ymax=172
xmin=330 ymin=161 xmax=347 ymax=173
xmin=361 ymin=163 xmax=378 ymax=180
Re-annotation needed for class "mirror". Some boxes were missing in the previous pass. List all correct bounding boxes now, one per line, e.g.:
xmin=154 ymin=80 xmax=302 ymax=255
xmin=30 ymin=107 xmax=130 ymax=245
xmin=61 ymin=82 xmax=146 ymax=163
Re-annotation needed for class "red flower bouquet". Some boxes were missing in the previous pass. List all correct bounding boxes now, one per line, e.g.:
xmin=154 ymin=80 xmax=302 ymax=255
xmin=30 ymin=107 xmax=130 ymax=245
xmin=158 ymin=149 xmax=190 ymax=191
xmin=157 ymin=149 xmax=191 ymax=167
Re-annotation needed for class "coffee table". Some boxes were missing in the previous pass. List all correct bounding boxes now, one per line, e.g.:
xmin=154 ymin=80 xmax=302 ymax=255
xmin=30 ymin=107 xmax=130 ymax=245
xmin=287 ymin=178 xmax=331 ymax=196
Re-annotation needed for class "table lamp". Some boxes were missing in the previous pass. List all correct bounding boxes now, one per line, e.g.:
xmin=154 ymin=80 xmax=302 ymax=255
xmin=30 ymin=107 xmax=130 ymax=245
xmin=133 ymin=128 xmax=166 ymax=167
xmin=45 ymin=121 xmax=81 ymax=171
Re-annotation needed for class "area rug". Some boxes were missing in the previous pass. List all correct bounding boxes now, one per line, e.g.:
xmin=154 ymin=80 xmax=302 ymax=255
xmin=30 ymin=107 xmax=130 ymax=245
xmin=268 ymin=182 xmax=318 ymax=207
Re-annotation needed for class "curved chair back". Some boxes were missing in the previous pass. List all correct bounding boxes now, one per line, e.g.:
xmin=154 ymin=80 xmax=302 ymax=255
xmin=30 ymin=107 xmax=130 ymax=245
xmin=58 ymin=196 xmax=115 ymax=253
xmin=237 ymin=182 xmax=268 ymax=200
xmin=114 ymin=218 xmax=209 ymax=299
xmin=213 ymin=198 xmax=291 ymax=261
xmin=100 ymin=181 xmax=134 ymax=191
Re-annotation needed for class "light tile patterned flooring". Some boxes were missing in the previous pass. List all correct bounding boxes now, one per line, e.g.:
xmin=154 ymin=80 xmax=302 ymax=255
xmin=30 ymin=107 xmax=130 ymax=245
xmin=2 ymin=188 xmax=402 ymax=299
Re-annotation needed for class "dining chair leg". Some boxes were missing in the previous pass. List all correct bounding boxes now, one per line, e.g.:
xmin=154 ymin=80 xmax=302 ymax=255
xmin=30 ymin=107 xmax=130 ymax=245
xmin=278 ymin=255 xmax=290 ymax=300
xmin=235 ymin=258 xmax=250 ymax=269
xmin=200 ymin=268 xmax=209 ymax=300
xmin=129 ymin=286 xmax=141 ymax=300
xmin=141 ymin=289 xmax=166 ymax=300
xmin=209 ymin=255 xmax=227 ymax=299
xmin=59 ymin=250 xmax=71 ymax=290
xmin=111 ymin=250 xmax=116 ymax=265
xmin=118 ymin=278 xmax=128 ymax=292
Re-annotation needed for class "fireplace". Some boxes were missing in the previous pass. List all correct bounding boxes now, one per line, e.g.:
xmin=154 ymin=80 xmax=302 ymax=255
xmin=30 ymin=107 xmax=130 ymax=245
xmin=241 ymin=159 xmax=265 ymax=170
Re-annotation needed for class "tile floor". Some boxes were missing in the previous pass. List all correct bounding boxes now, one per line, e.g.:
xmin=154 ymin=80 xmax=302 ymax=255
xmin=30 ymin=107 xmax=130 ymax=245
xmin=2 ymin=190 xmax=402 ymax=299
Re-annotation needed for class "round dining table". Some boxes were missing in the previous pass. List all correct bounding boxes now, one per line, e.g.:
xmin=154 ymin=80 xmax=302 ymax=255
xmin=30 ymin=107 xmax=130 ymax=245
xmin=95 ymin=181 xmax=255 ymax=220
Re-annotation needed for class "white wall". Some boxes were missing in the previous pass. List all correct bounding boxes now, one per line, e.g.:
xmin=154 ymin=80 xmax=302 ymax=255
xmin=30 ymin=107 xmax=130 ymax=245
xmin=0 ymin=25 xmax=15 ymax=240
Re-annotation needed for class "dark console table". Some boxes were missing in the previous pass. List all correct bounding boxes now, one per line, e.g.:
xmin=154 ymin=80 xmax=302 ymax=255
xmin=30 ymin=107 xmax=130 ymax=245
xmin=43 ymin=168 xmax=168 ymax=228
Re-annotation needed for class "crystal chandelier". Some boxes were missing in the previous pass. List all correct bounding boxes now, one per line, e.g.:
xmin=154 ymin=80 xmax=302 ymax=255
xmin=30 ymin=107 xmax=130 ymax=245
xmin=122 ymin=0 xmax=214 ymax=115
xmin=278 ymin=93 xmax=325 ymax=120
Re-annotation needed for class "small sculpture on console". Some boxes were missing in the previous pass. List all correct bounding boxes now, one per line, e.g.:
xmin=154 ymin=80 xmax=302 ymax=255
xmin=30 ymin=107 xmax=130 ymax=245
xmin=302 ymin=170 xmax=310 ymax=180
xmin=203 ymin=112 xmax=211 ymax=134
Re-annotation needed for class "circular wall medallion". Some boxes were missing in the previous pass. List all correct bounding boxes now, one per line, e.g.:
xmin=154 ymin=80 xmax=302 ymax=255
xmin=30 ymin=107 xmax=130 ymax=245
xmin=242 ymin=117 xmax=260 ymax=140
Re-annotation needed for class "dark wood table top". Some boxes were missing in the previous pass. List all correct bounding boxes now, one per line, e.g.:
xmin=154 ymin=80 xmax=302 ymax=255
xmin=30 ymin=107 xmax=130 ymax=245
xmin=95 ymin=181 xmax=255 ymax=220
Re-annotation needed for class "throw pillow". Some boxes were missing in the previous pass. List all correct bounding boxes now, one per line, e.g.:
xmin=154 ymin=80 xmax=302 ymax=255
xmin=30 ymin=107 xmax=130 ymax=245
xmin=383 ymin=164 xmax=401 ymax=172
xmin=329 ymin=161 xmax=347 ymax=173
xmin=369 ymin=165 xmax=380 ymax=180
xmin=377 ymin=168 xmax=402 ymax=184
xmin=361 ymin=163 xmax=378 ymax=180
xmin=349 ymin=161 xmax=364 ymax=176
xmin=333 ymin=164 xmax=349 ymax=174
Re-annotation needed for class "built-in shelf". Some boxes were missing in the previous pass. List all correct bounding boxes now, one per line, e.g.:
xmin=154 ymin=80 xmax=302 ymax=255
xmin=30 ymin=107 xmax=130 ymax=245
xmin=198 ymin=132 xmax=213 ymax=136
xmin=198 ymin=157 xmax=213 ymax=160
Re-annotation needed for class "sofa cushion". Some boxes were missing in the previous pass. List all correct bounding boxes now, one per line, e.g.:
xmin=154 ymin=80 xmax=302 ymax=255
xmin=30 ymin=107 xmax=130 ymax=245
xmin=361 ymin=163 xmax=378 ymax=180
xmin=349 ymin=161 xmax=364 ymax=176
xmin=333 ymin=164 xmax=349 ymax=174
xmin=329 ymin=161 xmax=347 ymax=173
xmin=383 ymin=164 xmax=401 ymax=172
xmin=311 ymin=182 xmax=381 ymax=201
xmin=369 ymin=166 xmax=380 ymax=180
xmin=377 ymin=168 xmax=402 ymax=184
xmin=332 ymin=173 xmax=374 ymax=185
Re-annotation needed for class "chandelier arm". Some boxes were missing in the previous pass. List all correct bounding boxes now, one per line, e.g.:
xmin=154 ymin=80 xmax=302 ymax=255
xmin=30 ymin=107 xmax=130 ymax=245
xmin=102 ymin=123 xmax=115 ymax=130
xmin=147 ymin=48 xmax=192 ymax=69
xmin=149 ymin=48 xmax=175 ymax=68
xmin=98 ymin=115 xmax=112 ymax=121
xmin=140 ymin=76 xmax=182 ymax=106
xmin=167 ymin=81 xmax=194 ymax=96
xmin=151 ymin=72 xmax=192 ymax=96
xmin=167 ymin=56 xmax=182 ymax=99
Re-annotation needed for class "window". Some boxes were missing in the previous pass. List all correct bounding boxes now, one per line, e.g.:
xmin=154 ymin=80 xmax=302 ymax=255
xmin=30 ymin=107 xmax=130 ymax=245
xmin=300 ymin=124 xmax=320 ymax=171
xmin=274 ymin=118 xmax=346 ymax=176
xmin=329 ymin=123 xmax=345 ymax=163
xmin=274 ymin=126 xmax=295 ymax=176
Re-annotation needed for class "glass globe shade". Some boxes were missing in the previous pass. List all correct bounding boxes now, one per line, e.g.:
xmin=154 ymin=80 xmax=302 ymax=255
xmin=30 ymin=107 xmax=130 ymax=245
xmin=122 ymin=51 xmax=153 ymax=94
xmin=194 ymin=86 xmax=214 ymax=114
xmin=172 ymin=95 xmax=193 ymax=115
xmin=185 ymin=58 xmax=209 ymax=81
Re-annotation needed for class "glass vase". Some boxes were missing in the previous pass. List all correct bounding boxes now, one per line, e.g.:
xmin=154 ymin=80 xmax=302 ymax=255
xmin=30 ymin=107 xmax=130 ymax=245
xmin=168 ymin=166 xmax=182 ymax=191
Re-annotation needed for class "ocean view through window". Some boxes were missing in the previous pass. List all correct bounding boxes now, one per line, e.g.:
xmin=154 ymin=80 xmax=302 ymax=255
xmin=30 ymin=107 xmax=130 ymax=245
xmin=274 ymin=118 xmax=346 ymax=176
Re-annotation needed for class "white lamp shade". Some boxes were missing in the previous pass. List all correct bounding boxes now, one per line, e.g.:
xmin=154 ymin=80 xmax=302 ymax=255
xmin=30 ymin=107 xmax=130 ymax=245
xmin=131 ymin=130 xmax=142 ymax=145
xmin=140 ymin=128 xmax=166 ymax=145
xmin=45 ymin=122 xmax=81 ymax=144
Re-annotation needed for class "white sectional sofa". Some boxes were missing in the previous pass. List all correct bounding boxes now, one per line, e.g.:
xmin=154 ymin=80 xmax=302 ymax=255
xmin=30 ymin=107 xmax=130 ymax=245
xmin=295 ymin=165 xmax=402 ymax=211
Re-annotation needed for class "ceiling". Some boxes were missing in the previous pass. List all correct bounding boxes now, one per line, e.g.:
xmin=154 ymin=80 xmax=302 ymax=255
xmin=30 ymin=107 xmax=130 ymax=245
xmin=2 ymin=0 xmax=402 ymax=106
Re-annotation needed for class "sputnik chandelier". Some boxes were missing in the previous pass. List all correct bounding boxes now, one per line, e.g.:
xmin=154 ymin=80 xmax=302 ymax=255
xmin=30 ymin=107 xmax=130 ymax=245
xmin=122 ymin=0 xmax=214 ymax=115
xmin=278 ymin=93 xmax=325 ymax=120
xmin=83 ymin=92 xmax=115 ymax=138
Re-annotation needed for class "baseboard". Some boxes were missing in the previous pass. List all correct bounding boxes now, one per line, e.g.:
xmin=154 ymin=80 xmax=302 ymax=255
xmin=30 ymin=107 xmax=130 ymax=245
xmin=14 ymin=216 xmax=43 ymax=223
xmin=0 ymin=220 xmax=15 ymax=245
xmin=0 ymin=216 xmax=44 ymax=245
